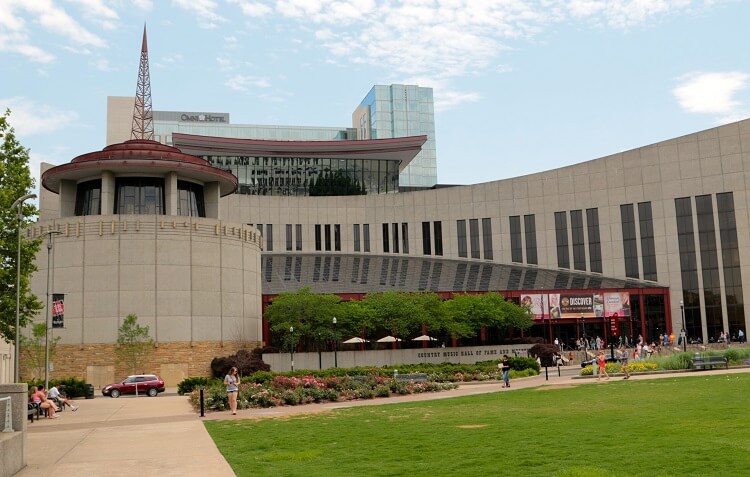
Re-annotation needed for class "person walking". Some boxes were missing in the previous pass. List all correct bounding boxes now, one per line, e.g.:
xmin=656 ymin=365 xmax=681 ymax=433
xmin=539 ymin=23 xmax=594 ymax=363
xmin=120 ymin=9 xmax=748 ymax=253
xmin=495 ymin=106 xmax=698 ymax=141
xmin=500 ymin=355 xmax=511 ymax=388
xmin=619 ymin=346 xmax=630 ymax=380
xmin=224 ymin=367 xmax=240 ymax=415
xmin=596 ymin=351 xmax=609 ymax=381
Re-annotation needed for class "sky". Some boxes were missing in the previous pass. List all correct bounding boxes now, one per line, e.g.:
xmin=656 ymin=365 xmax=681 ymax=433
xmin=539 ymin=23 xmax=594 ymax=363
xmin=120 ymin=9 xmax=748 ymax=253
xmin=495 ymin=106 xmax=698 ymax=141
xmin=2 ymin=0 xmax=749 ymax=194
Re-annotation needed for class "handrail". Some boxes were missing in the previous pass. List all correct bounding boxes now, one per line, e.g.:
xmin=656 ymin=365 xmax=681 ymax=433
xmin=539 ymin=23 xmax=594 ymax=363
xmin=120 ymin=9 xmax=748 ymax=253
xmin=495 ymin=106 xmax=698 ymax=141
xmin=0 ymin=396 xmax=13 ymax=432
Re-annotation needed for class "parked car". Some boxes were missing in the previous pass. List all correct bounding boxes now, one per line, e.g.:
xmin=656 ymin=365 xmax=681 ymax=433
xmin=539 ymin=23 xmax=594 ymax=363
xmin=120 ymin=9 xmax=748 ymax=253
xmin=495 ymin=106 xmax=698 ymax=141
xmin=102 ymin=374 xmax=165 ymax=398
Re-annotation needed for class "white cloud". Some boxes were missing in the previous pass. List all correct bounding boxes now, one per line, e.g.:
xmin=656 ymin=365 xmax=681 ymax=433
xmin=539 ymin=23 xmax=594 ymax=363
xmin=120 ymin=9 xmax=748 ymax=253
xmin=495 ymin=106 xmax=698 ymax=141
xmin=227 ymin=0 xmax=273 ymax=17
xmin=69 ymin=0 xmax=120 ymax=30
xmin=225 ymin=75 xmax=271 ymax=91
xmin=673 ymin=72 xmax=749 ymax=119
xmin=131 ymin=0 xmax=154 ymax=10
xmin=0 ymin=31 xmax=56 ymax=63
xmin=171 ymin=0 xmax=226 ymax=27
xmin=0 ymin=97 xmax=79 ymax=137
xmin=91 ymin=57 xmax=118 ymax=71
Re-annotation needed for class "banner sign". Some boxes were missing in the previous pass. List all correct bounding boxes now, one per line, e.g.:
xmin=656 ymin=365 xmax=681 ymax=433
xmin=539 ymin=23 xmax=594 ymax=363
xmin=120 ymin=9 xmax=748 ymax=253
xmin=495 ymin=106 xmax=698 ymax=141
xmin=523 ymin=292 xmax=631 ymax=321
xmin=52 ymin=293 xmax=65 ymax=329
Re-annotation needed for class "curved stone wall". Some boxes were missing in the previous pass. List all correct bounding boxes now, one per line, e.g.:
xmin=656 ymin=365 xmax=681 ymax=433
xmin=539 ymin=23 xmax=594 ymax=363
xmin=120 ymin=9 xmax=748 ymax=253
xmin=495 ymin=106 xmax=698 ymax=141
xmin=25 ymin=215 xmax=262 ymax=386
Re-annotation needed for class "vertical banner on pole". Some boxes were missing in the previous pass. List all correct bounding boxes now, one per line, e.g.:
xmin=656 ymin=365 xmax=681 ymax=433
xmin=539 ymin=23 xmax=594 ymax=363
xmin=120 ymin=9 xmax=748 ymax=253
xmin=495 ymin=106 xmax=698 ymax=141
xmin=52 ymin=294 xmax=65 ymax=328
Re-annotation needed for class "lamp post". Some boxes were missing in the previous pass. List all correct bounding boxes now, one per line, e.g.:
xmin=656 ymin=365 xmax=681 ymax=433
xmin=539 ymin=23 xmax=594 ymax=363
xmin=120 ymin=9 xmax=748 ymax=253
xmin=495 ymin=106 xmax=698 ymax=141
xmin=11 ymin=193 xmax=36 ymax=383
xmin=332 ymin=317 xmax=338 ymax=368
xmin=679 ymin=299 xmax=686 ymax=352
xmin=580 ymin=313 xmax=586 ymax=363
xmin=289 ymin=326 xmax=295 ymax=372
xmin=44 ymin=230 xmax=62 ymax=391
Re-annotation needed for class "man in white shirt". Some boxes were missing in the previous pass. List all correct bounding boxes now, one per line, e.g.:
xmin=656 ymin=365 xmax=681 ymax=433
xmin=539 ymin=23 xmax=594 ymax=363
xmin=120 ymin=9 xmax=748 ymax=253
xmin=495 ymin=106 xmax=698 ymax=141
xmin=49 ymin=385 xmax=78 ymax=411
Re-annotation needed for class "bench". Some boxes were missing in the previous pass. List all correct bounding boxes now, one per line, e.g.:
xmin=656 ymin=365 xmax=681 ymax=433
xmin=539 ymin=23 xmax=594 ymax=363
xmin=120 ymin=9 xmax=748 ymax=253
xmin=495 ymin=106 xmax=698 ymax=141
xmin=692 ymin=356 xmax=728 ymax=370
xmin=394 ymin=373 xmax=428 ymax=382
xmin=28 ymin=403 xmax=39 ymax=423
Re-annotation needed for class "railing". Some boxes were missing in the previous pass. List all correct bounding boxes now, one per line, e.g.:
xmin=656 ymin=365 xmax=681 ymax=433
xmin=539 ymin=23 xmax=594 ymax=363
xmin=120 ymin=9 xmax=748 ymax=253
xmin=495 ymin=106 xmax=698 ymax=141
xmin=1 ymin=396 xmax=13 ymax=432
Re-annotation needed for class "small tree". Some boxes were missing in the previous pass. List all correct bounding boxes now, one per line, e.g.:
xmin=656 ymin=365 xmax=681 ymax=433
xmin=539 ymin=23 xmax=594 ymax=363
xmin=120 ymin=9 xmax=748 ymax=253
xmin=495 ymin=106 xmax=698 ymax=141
xmin=115 ymin=314 xmax=154 ymax=374
xmin=0 ymin=109 xmax=42 ymax=344
xmin=20 ymin=322 xmax=60 ymax=380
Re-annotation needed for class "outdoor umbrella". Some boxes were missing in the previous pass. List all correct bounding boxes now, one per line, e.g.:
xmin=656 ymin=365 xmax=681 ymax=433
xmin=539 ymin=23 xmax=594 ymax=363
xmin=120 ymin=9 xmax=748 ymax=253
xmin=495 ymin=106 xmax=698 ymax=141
xmin=342 ymin=337 xmax=369 ymax=344
xmin=376 ymin=335 xmax=403 ymax=342
xmin=412 ymin=335 xmax=438 ymax=341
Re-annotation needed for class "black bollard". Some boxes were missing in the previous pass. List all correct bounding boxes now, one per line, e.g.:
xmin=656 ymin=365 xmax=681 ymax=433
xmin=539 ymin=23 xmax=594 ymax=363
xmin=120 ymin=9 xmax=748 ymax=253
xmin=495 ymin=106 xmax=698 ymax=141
xmin=544 ymin=366 xmax=548 ymax=381
xmin=557 ymin=365 xmax=561 ymax=377
xmin=200 ymin=388 xmax=205 ymax=417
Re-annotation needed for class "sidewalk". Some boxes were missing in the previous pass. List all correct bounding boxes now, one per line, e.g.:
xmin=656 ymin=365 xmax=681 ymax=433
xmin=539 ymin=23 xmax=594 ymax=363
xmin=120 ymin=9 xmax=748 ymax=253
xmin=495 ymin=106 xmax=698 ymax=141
xmin=19 ymin=367 xmax=749 ymax=476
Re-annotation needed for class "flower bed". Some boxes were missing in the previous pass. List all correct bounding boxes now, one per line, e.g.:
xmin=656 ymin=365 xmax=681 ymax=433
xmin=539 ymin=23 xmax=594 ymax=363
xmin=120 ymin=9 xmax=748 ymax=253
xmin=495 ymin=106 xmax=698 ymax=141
xmin=188 ymin=375 xmax=459 ymax=412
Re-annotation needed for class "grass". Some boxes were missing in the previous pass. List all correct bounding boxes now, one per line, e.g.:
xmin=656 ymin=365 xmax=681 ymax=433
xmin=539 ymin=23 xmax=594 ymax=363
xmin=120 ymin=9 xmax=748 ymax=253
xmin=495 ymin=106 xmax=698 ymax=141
xmin=204 ymin=373 xmax=750 ymax=477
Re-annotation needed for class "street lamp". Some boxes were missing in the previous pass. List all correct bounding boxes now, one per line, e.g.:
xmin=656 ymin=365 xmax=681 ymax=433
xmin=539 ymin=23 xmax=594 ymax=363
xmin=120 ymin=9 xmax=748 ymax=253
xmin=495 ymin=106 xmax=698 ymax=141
xmin=289 ymin=326 xmax=295 ymax=372
xmin=11 ymin=193 xmax=36 ymax=383
xmin=44 ymin=230 xmax=62 ymax=391
xmin=679 ymin=299 xmax=686 ymax=352
xmin=332 ymin=317 xmax=338 ymax=368
xmin=580 ymin=313 xmax=586 ymax=362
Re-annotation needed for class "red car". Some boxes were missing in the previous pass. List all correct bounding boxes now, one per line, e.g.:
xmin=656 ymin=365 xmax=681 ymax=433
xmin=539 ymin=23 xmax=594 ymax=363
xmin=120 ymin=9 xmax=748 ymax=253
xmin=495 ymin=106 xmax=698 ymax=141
xmin=102 ymin=374 xmax=165 ymax=398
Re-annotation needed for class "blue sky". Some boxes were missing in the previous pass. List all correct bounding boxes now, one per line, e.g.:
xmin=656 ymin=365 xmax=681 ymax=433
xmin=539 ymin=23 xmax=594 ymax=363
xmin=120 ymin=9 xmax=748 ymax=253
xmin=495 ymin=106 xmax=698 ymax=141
xmin=2 ymin=0 xmax=749 ymax=193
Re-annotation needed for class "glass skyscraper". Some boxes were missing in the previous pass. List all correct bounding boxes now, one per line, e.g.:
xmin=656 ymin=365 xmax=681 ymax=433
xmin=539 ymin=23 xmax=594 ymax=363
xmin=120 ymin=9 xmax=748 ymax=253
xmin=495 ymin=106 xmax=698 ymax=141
xmin=352 ymin=85 xmax=437 ymax=188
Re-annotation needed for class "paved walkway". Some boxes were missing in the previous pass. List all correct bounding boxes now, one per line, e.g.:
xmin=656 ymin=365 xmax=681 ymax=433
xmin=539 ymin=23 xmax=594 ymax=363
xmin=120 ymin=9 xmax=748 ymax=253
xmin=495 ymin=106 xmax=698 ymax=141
xmin=19 ymin=366 xmax=749 ymax=476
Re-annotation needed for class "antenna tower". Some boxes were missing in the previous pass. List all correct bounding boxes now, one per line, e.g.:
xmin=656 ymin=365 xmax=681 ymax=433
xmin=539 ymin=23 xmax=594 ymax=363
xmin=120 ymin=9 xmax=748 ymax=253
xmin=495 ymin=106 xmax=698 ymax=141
xmin=131 ymin=24 xmax=154 ymax=140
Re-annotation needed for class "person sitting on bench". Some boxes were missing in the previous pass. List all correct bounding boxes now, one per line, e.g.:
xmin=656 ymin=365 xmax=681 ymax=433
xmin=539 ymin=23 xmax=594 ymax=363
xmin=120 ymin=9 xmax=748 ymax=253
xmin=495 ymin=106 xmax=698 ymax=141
xmin=49 ymin=384 xmax=78 ymax=411
xmin=32 ymin=385 xmax=59 ymax=419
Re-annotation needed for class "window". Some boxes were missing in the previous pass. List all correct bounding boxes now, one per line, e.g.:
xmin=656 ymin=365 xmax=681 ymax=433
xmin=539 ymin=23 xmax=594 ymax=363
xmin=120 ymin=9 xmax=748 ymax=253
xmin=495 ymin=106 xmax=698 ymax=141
xmin=620 ymin=204 xmax=638 ymax=278
xmin=265 ymin=224 xmax=273 ymax=251
xmin=402 ymin=223 xmax=409 ymax=254
xmin=392 ymin=223 xmax=399 ymax=254
xmin=433 ymin=221 xmax=443 ymax=256
xmin=717 ymin=192 xmax=745 ymax=334
xmin=482 ymin=218 xmax=493 ymax=260
xmin=571 ymin=210 xmax=585 ymax=271
xmin=586 ymin=208 xmax=602 ymax=273
xmin=354 ymin=224 xmax=361 ymax=252
xmin=422 ymin=221 xmax=431 ymax=255
xmin=176 ymin=180 xmax=205 ymax=217
xmin=469 ymin=219 xmax=480 ymax=259
xmin=324 ymin=224 xmax=331 ymax=251
xmin=510 ymin=216 xmax=522 ymax=263
xmin=638 ymin=202 xmax=657 ymax=280
xmin=74 ymin=179 xmax=101 ymax=216
xmin=315 ymin=224 xmax=322 ymax=251
xmin=334 ymin=224 xmax=341 ymax=251
xmin=457 ymin=220 xmax=467 ymax=258
xmin=114 ymin=178 xmax=164 ymax=215
xmin=363 ymin=224 xmax=370 ymax=252
xmin=696 ymin=195 xmax=722 ymax=340
xmin=675 ymin=197 xmax=701 ymax=338
xmin=554 ymin=211 xmax=569 ymax=268
xmin=286 ymin=224 xmax=293 ymax=251
xmin=295 ymin=224 xmax=302 ymax=251
xmin=382 ymin=223 xmax=390 ymax=253
xmin=524 ymin=214 xmax=537 ymax=265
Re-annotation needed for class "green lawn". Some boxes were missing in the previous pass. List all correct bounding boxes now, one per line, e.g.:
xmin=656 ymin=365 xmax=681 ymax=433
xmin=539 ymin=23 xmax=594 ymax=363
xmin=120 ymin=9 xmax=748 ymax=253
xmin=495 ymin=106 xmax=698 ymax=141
xmin=204 ymin=374 xmax=750 ymax=477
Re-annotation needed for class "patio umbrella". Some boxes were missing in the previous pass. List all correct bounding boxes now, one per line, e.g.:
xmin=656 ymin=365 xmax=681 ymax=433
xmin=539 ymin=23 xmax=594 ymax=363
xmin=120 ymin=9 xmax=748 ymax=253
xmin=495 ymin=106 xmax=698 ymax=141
xmin=342 ymin=337 xmax=369 ymax=344
xmin=376 ymin=335 xmax=402 ymax=342
xmin=412 ymin=335 xmax=438 ymax=341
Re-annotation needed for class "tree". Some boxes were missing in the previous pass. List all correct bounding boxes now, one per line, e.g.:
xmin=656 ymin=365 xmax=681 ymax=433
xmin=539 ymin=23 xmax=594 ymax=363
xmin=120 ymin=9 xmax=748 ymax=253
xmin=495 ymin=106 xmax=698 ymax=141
xmin=264 ymin=287 xmax=342 ymax=349
xmin=20 ymin=322 xmax=60 ymax=380
xmin=115 ymin=314 xmax=154 ymax=374
xmin=360 ymin=291 xmax=423 ymax=339
xmin=0 ymin=109 xmax=42 ymax=343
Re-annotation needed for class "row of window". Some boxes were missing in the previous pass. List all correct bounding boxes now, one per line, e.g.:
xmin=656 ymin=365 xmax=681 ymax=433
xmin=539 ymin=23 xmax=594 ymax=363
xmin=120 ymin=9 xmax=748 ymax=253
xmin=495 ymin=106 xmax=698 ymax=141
xmin=676 ymin=192 xmax=744 ymax=339
xmin=74 ymin=178 xmax=206 ymax=217
xmin=456 ymin=218 xmax=493 ymax=260
xmin=554 ymin=209 xmax=603 ymax=273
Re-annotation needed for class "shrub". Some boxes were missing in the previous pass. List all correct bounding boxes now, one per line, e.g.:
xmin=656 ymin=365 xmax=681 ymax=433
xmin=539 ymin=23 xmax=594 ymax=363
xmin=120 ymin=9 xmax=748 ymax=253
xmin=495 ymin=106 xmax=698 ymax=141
xmin=210 ymin=348 xmax=270 ymax=379
xmin=50 ymin=377 xmax=87 ymax=398
xmin=660 ymin=353 xmax=693 ymax=370
xmin=177 ymin=376 xmax=214 ymax=395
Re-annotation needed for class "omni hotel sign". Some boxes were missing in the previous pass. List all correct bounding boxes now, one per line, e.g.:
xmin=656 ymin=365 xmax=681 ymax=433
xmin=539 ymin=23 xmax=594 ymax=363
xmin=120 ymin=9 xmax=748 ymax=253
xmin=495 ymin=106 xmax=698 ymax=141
xmin=180 ymin=113 xmax=228 ymax=123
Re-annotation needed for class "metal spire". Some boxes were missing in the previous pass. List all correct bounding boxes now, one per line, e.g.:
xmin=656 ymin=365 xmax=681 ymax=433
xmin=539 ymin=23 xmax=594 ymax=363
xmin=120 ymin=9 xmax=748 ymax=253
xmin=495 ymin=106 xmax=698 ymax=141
xmin=131 ymin=24 xmax=154 ymax=140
